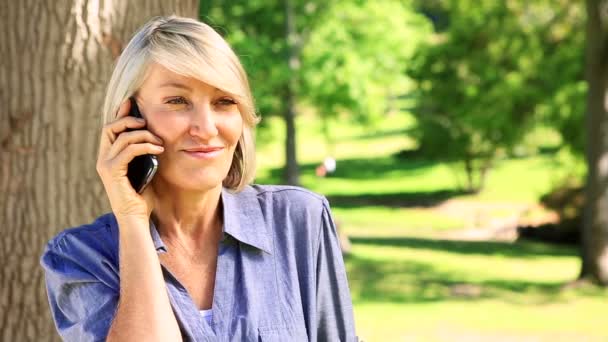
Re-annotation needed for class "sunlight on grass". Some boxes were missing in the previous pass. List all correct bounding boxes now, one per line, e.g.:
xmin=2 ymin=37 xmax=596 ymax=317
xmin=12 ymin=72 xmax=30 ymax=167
xmin=347 ymin=241 xmax=608 ymax=342
xmin=332 ymin=206 xmax=465 ymax=236
xmin=464 ymin=156 xmax=575 ymax=202
xmin=354 ymin=300 xmax=608 ymax=342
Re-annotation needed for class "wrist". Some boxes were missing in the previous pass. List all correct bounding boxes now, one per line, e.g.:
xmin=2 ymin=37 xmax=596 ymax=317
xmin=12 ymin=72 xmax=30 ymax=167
xmin=115 ymin=214 xmax=150 ymax=229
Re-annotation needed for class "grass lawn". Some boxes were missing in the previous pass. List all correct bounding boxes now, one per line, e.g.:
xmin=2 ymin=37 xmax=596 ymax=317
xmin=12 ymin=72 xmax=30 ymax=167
xmin=255 ymin=112 xmax=605 ymax=341
xmin=347 ymin=240 xmax=608 ymax=341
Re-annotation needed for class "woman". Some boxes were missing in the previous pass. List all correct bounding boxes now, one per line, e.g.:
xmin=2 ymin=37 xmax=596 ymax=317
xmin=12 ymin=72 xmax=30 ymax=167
xmin=41 ymin=16 xmax=356 ymax=341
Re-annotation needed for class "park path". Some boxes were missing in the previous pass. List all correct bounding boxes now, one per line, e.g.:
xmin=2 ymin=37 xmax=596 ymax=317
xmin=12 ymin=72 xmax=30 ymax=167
xmin=434 ymin=199 xmax=558 ymax=241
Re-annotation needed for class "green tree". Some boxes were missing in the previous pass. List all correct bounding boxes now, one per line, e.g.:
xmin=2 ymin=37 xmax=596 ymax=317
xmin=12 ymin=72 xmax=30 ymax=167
xmin=409 ymin=0 xmax=585 ymax=192
xmin=203 ymin=1 xmax=431 ymax=184
xmin=300 ymin=1 xmax=431 ymax=125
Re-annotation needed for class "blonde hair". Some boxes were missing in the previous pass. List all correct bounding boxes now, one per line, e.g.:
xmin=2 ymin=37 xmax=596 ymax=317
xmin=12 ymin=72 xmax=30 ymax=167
xmin=102 ymin=16 xmax=259 ymax=191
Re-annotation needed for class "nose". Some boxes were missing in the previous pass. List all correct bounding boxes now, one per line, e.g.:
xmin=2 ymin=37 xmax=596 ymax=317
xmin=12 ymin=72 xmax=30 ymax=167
xmin=189 ymin=102 xmax=219 ymax=140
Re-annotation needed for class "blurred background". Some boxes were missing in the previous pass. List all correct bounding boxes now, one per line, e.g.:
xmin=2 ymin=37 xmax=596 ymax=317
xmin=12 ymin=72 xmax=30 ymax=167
xmin=2 ymin=0 xmax=608 ymax=341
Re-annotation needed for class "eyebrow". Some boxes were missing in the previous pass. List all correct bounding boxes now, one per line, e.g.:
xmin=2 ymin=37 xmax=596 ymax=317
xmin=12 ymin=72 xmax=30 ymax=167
xmin=158 ymin=81 xmax=192 ymax=90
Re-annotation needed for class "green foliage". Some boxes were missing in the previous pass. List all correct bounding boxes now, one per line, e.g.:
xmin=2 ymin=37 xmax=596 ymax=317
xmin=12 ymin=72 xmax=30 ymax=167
xmin=201 ymin=0 xmax=292 ymax=119
xmin=408 ymin=0 xmax=585 ymax=191
xmin=300 ymin=1 xmax=432 ymax=122
xmin=202 ymin=1 xmax=432 ymax=124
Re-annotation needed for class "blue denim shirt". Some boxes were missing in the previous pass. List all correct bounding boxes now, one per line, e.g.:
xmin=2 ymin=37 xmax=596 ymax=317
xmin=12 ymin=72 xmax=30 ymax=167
xmin=40 ymin=185 xmax=356 ymax=341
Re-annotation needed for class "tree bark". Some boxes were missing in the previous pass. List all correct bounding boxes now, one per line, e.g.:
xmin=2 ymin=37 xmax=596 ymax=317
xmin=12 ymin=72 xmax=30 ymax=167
xmin=581 ymin=0 xmax=608 ymax=285
xmin=282 ymin=0 xmax=300 ymax=185
xmin=0 ymin=1 xmax=198 ymax=340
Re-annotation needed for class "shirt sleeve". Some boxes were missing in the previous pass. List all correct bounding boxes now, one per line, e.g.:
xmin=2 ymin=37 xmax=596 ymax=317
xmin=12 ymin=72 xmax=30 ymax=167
xmin=40 ymin=234 xmax=119 ymax=342
xmin=314 ymin=198 xmax=357 ymax=341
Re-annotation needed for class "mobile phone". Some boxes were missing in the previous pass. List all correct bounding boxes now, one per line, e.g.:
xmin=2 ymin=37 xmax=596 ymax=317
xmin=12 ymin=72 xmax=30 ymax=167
xmin=126 ymin=97 xmax=159 ymax=193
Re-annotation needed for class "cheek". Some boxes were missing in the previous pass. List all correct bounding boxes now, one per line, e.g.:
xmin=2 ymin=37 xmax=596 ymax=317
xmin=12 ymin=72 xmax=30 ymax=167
xmin=218 ymin=114 xmax=243 ymax=145
xmin=147 ymin=114 xmax=190 ymax=143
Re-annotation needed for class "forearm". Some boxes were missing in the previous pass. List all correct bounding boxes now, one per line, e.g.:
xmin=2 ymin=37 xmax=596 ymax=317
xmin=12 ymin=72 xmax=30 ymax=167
xmin=107 ymin=217 xmax=182 ymax=341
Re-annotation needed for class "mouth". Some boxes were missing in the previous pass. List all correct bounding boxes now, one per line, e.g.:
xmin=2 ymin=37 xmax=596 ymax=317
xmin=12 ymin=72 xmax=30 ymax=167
xmin=182 ymin=146 xmax=224 ymax=159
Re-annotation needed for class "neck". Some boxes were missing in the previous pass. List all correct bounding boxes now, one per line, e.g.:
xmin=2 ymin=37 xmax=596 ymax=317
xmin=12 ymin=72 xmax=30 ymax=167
xmin=151 ymin=180 xmax=224 ymax=247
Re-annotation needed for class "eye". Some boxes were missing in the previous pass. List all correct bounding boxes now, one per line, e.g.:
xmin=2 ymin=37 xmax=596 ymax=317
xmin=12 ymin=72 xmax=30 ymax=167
xmin=216 ymin=97 xmax=237 ymax=106
xmin=166 ymin=97 xmax=188 ymax=105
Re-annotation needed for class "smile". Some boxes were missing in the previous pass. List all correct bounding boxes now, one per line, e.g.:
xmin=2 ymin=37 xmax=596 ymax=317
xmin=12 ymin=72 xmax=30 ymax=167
xmin=182 ymin=146 xmax=224 ymax=159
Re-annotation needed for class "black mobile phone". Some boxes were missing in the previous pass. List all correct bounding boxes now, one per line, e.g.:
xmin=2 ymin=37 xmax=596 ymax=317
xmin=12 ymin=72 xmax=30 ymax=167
xmin=126 ymin=97 xmax=159 ymax=194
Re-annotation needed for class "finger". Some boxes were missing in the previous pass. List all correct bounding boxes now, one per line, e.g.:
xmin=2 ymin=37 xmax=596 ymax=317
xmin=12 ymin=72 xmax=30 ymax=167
xmin=106 ymin=130 xmax=164 ymax=160
xmin=98 ymin=116 xmax=146 ymax=158
xmin=113 ymin=143 xmax=164 ymax=169
xmin=108 ymin=116 xmax=147 ymax=135
xmin=106 ymin=98 xmax=138 ymax=145
xmin=115 ymin=98 xmax=132 ymax=119
xmin=103 ymin=116 xmax=146 ymax=144
xmin=98 ymin=118 xmax=146 ymax=156
xmin=99 ymin=99 xmax=137 ymax=152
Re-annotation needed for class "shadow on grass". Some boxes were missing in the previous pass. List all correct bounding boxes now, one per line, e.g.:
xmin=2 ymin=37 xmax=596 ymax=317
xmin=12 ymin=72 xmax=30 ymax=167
xmin=345 ymin=253 xmax=572 ymax=304
xmin=258 ymin=155 xmax=442 ymax=183
xmin=343 ymin=237 xmax=599 ymax=305
xmin=341 ymin=127 xmax=416 ymax=141
xmin=327 ymin=190 xmax=467 ymax=208
xmin=349 ymin=236 xmax=577 ymax=258
xmin=345 ymin=238 xmax=608 ymax=305
xmin=256 ymin=155 xmax=468 ymax=208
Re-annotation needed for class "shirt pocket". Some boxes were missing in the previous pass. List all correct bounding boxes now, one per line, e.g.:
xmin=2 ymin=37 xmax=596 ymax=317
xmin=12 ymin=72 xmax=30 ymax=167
xmin=258 ymin=325 xmax=308 ymax=342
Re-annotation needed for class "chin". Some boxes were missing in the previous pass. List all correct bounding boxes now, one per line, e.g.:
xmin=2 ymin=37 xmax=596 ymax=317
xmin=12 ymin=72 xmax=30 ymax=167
xmin=155 ymin=169 xmax=227 ymax=193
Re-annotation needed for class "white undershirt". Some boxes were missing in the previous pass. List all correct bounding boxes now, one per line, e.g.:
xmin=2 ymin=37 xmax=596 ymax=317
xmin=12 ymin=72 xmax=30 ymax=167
xmin=199 ymin=309 xmax=213 ymax=325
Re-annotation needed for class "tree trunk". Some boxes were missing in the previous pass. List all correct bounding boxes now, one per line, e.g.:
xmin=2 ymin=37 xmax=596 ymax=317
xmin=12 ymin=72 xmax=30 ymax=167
xmin=282 ymin=0 xmax=300 ymax=185
xmin=283 ymin=87 xmax=300 ymax=185
xmin=477 ymin=158 xmax=491 ymax=193
xmin=581 ymin=0 xmax=608 ymax=285
xmin=0 ymin=1 xmax=198 ymax=340
xmin=463 ymin=157 xmax=475 ymax=193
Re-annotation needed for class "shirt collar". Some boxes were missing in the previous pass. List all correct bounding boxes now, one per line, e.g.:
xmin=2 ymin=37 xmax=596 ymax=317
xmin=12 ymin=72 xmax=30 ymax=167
xmin=221 ymin=186 xmax=272 ymax=254
xmin=148 ymin=186 xmax=271 ymax=254
xmin=149 ymin=219 xmax=168 ymax=253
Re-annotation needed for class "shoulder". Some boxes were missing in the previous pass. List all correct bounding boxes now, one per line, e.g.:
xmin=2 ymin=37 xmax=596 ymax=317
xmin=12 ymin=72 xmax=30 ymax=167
xmin=41 ymin=217 xmax=121 ymax=340
xmin=41 ymin=213 xmax=120 ymax=285
xmin=236 ymin=184 xmax=334 ymax=249
xmin=244 ymin=184 xmax=329 ymax=211
xmin=44 ymin=213 xmax=118 ymax=254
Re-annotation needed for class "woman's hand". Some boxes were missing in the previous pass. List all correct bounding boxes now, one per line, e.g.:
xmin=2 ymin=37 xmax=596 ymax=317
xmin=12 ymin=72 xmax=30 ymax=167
xmin=96 ymin=99 xmax=164 ymax=221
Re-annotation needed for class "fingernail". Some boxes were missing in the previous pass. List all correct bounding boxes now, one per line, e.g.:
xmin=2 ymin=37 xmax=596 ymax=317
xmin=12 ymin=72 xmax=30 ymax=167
xmin=136 ymin=118 xmax=145 ymax=122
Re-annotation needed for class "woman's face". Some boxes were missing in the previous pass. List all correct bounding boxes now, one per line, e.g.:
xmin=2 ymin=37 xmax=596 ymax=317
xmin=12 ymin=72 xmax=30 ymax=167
xmin=136 ymin=63 xmax=243 ymax=192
